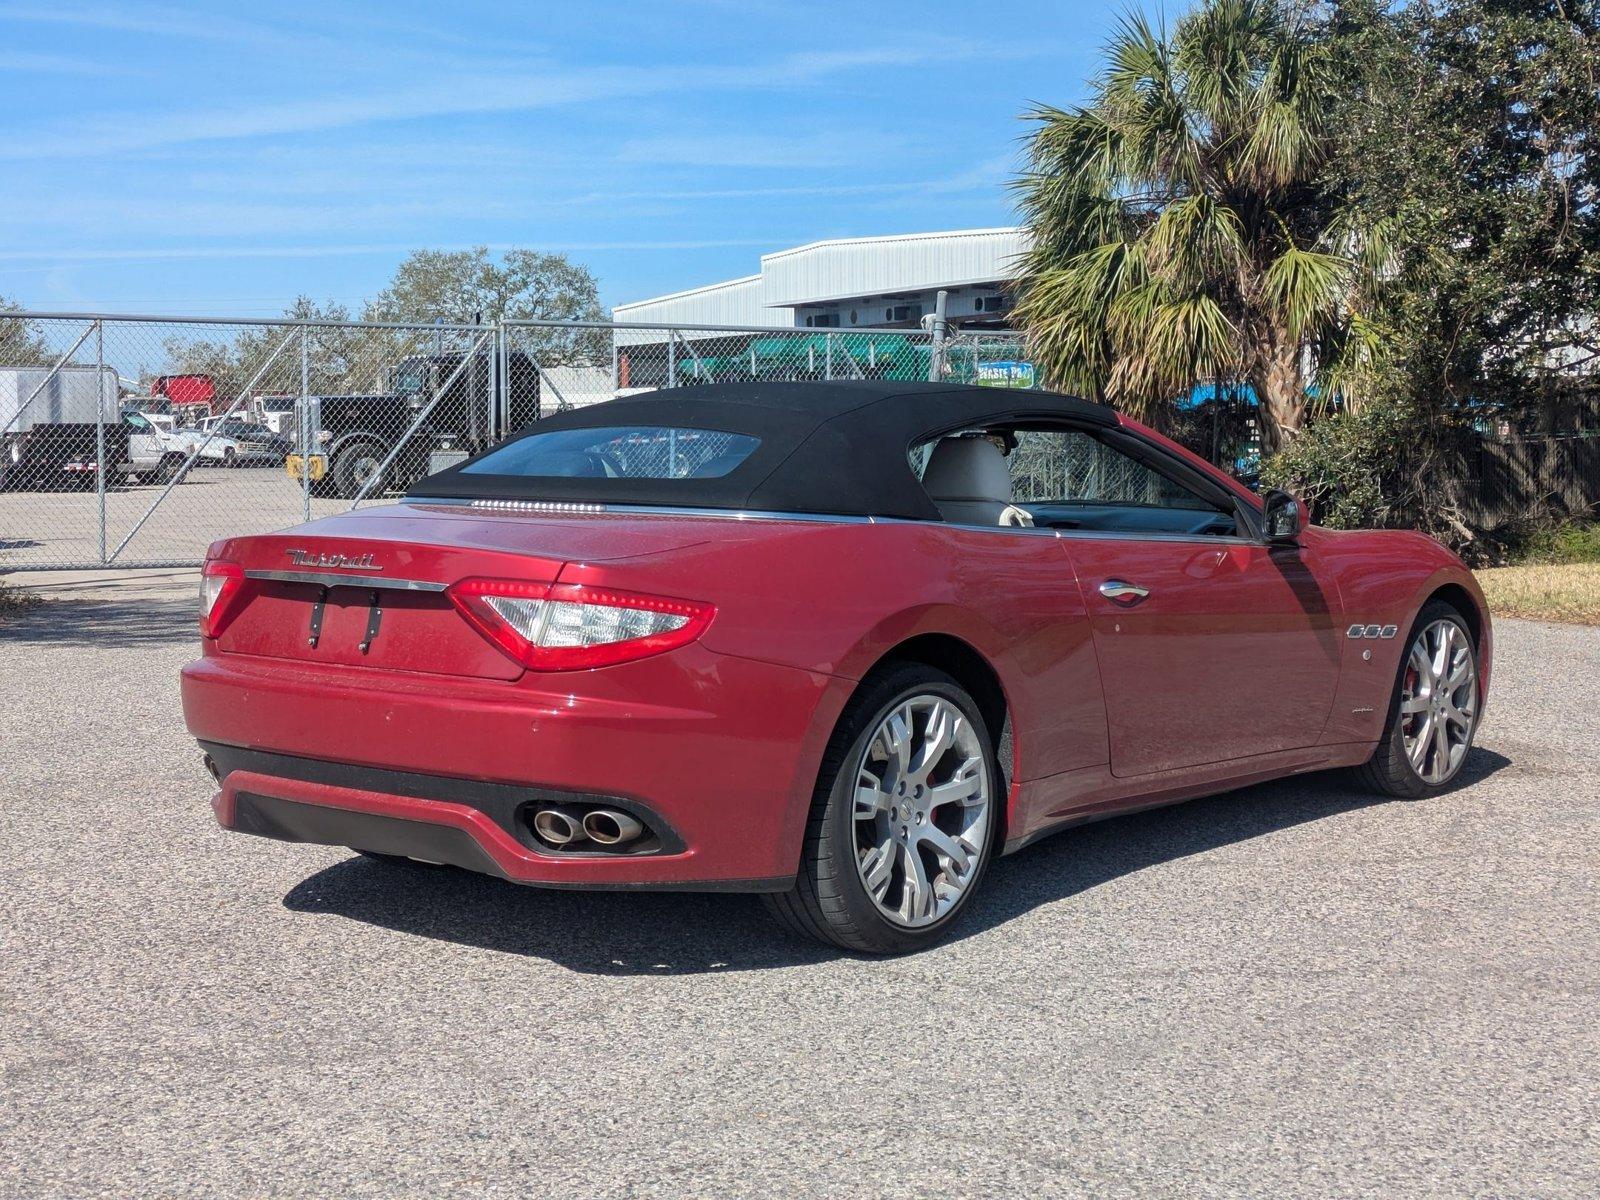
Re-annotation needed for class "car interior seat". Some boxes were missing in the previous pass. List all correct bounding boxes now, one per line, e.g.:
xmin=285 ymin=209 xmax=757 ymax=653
xmin=921 ymin=436 xmax=1033 ymax=527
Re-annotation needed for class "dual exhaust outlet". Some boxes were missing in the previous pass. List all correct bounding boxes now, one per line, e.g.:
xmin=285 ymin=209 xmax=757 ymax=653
xmin=531 ymin=806 xmax=645 ymax=850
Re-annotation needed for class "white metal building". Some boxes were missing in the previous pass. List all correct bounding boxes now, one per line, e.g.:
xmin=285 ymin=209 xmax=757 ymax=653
xmin=612 ymin=227 xmax=1030 ymax=344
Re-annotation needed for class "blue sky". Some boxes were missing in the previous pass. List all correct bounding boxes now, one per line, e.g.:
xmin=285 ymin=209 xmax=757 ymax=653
xmin=0 ymin=1 xmax=1115 ymax=318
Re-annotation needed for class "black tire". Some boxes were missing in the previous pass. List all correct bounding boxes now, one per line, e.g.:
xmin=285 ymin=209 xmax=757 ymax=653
xmin=763 ymin=663 xmax=1001 ymax=954
xmin=333 ymin=442 xmax=385 ymax=499
xmin=159 ymin=453 xmax=186 ymax=484
xmin=222 ymin=446 xmax=237 ymax=468
xmin=1352 ymin=600 xmax=1479 ymax=798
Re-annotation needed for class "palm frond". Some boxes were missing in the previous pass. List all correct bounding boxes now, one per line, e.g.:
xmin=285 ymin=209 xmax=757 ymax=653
xmin=1263 ymin=245 xmax=1352 ymax=337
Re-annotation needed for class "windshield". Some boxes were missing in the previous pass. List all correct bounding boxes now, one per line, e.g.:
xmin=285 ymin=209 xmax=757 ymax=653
xmin=394 ymin=363 xmax=429 ymax=394
xmin=461 ymin=426 xmax=759 ymax=480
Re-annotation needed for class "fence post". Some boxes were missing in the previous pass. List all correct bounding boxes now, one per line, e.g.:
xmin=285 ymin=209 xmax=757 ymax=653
xmin=667 ymin=334 xmax=677 ymax=389
xmin=95 ymin=320 xmax=107 ymax=564
xmin=300 ymin=323 xmax=311 ymax=523
xmin=495 ymin=323 xmax=506 ymax=436
xmin=825 ymin=333 xmax=833 ymax=381
xmin=928 ymin=289 xmax=949 ymax=383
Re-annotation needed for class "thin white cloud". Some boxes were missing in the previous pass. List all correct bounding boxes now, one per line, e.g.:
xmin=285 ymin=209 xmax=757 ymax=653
xmin=0 ymin=238 xmax=786 ymax=264
xmin=0 ymin=42 xmax=983 ymax=161
xmin=0 ymin=1 xmax=302 ymax=45
xmin=616 ymin=133 xmax=903 ymax=169
xmin=0 ymin=49 xmax=139 ymax=74
xmin=0 ymin=160 xmax=1015 ymax=240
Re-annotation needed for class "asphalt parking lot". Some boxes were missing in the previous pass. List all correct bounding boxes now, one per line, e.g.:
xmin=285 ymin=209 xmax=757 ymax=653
xmin=1 ymin=575 xmax=1596 ymax=1198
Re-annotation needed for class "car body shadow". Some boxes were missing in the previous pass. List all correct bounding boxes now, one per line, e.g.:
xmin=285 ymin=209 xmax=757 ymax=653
xmin=281 ymin=747 xmax=1511 ymax=977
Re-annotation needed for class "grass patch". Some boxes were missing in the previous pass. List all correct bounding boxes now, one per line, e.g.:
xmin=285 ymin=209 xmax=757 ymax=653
xmin=1478 ymin=562 xmax=1600 ymax=625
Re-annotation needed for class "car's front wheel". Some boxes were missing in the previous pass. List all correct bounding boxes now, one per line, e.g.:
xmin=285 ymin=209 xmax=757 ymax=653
xmin=764 ymin=664 xmax=999 ymax=954
xmin=1353 ymin=600 xmax=1481 ymax=798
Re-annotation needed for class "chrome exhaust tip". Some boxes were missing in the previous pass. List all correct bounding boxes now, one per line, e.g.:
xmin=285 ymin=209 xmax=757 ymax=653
xmin=532 ymin=808 xmax=583 ymax=847
xmin=582 ymin=809 xmax=645 ymax=846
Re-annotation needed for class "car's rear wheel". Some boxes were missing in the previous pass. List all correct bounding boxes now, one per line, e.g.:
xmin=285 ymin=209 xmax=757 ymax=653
xmin=1353 ymin=601 xmax=1481 ymax=798
xmin=764 ymin=664 xmax=999 ymax=954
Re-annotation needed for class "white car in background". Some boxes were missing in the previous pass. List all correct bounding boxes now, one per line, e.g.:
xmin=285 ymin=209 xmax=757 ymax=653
xmin=141 ymin=412 xmax=244 ymax=466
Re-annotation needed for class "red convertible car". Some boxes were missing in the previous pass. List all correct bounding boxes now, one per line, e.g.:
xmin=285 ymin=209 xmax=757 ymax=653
xmin=182 ymin=382 xmax=1490 ymax=953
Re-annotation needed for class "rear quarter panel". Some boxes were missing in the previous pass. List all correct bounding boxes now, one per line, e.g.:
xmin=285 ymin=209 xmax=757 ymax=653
xmin=556 ymin=521 xmax=1110 ymax=786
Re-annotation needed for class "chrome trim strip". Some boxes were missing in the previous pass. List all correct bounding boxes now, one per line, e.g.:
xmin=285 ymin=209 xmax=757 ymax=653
xmin=1053 ymin=528 xmax=1257 ymax=547
xmin=870 ymin=515 xmax=1255 ymax=545
xmin=404 ymin=497 xmax=872 ymax=525
xmin=245 ymin=569 xmax=448 ymax=593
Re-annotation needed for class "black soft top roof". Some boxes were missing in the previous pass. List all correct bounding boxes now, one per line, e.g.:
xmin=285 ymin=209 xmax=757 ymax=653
xmin=408 ymin=381 xmax=1117 ymax=520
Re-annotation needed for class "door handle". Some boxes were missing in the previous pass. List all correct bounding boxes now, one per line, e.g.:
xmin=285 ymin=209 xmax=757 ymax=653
xmin=1099 ymin=579 xmax=1150 ymax=604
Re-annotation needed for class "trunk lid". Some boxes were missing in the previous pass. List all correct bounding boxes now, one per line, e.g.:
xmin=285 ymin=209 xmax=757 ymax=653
xmin=210 ymin=504 xmax=718 ymax=679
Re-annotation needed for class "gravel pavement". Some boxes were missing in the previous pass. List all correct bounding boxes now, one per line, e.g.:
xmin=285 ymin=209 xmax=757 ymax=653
xmin=2 ymin=575 xmax=1596 ymax=1198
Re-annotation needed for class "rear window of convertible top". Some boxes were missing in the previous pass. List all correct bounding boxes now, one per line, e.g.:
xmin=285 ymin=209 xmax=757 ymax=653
xmin=460 ymin=425 xmax=760 ymax=481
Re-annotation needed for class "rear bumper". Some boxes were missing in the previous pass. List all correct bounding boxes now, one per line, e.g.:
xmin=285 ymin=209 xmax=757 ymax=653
xmin=214 ymin=764 xmax=784 ymax=891
xmin=182 ymin=645 xmax=847 ymax=888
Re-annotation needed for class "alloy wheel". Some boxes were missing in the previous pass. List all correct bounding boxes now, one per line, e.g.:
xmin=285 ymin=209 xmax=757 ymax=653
xmin=1399 ymin=619 xmax=1478 ymax=785
xmin=852 ymin=694 xmax=991 ymax=928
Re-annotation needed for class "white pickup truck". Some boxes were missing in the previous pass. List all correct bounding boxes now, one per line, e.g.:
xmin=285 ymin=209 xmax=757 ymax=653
xmin=1 ymin=368 xmax=196 ymax=490
xmin=141 ymin=412 xmax=244 ymax=466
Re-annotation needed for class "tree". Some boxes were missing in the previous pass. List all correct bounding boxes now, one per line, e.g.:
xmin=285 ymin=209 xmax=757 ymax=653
xmin=1013 ymin=0 xmax=1390 ymax=452
xmin=1323 ymin=0 xmax=1600 ymax=431
xmin=161 ymin=298 xmax=365 ymax=406
xmin=0 ymin=294 xmax=50 ymax=368
xmin=1261 ymin=0 xmax=1599 ymax=554
xmin=364 ymin=246 xmax=608 ymax=369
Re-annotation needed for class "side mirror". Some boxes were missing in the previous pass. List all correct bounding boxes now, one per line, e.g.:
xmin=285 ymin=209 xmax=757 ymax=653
xmin=1262 ymin=488 xmax=1306 ymax=544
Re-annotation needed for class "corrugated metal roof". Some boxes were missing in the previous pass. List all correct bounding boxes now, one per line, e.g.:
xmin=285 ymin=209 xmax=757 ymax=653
xmin=612 ymin=227 xmax=1029 ymax=332
xmin=759 ymin=227 xmax=1029 ymax=307
xmin=612 ymin=275 xmax=793 ymax=345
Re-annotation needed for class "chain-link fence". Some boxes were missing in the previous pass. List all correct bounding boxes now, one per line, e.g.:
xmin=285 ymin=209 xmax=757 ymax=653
xmin=1 ymin=313 xmax=1031 ymax=570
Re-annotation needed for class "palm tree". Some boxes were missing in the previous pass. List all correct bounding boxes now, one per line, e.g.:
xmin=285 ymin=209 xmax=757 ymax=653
xmin=1013 ymin=0 xmax=1389 ymax=452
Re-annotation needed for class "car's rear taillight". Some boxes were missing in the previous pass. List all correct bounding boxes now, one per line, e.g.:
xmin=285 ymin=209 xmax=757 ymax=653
xmin=199 ymin=560 xmax=246 ymax=638
xmin=448 ymin=578 xmax=714 ymax=671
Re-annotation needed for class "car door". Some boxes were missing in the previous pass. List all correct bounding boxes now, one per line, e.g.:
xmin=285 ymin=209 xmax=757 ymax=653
xmin=121 ymin=412 xmax=163 ymax=471
xmin=1005 ymin=427 xmax=1343 ymax=778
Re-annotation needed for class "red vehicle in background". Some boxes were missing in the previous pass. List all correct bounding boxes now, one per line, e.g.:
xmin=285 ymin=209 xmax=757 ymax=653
xmin=181 ymin=382 xmax=1491 ymax=954
xmin=152 ymin=374 xmax=217 ymax=418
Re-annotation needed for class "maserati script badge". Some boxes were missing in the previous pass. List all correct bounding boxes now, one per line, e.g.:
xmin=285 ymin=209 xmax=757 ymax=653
xmin=285 ymin=548 xmax=383 ymax=572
